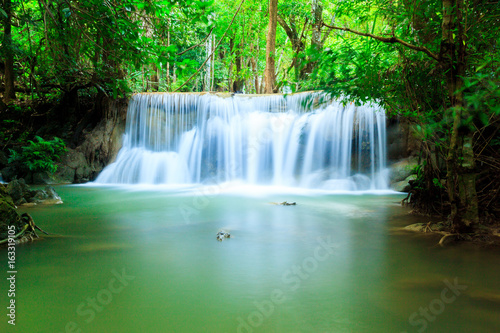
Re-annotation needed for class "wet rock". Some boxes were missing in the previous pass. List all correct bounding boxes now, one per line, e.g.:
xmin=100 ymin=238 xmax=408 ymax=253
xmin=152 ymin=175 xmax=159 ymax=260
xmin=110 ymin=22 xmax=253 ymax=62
xmin=54 ymin=164 xmax=75 ymax=184
xmin=32 ymin=190 xmax=49 ymax=202
xmin=1 ymin=166 xmax=17 ymax=182
xmin=32 ymin=171 xmax=52 ymax=185
xmin=43 ymin=186 xmax=63 ymax=204
xmin=0 ymin=185 xmax=23 ymax=240
xmin=403 ymin=223 xmax=427 ymax=232
xmin=216 ymin=230 xmax=231 ymax=241
xmin=389 ymin=158 xmax=419 ymax=183
xmin=392 ymin=174 xmax=417 ymax=192
xmin=6 ymin=179 xmax=26 ymax=204
xmin=6 ymin=179 xmax=62 ymax=205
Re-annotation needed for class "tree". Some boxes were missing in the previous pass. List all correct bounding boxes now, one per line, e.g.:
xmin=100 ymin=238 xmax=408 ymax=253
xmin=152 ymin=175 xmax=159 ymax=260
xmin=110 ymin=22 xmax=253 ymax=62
xmin=2 ymin=0 xmax=16 ymax=102
xmin=264 ymin=0 xmax=278 ymax=93
xmin=319 ymin=0 xmax=500 ymax=229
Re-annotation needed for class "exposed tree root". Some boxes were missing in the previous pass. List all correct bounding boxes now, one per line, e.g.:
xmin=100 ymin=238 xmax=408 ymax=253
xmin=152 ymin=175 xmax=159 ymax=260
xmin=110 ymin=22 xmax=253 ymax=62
xmin=0 ymin=213 xmax=49 ymax=245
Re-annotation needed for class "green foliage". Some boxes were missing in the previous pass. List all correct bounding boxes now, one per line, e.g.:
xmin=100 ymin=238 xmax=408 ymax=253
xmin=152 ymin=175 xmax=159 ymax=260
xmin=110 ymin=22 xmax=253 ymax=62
xmin=8 ymin=137 xmax=68 ymax=174
xmin=464 ymin=57 xmax=500 ymax=122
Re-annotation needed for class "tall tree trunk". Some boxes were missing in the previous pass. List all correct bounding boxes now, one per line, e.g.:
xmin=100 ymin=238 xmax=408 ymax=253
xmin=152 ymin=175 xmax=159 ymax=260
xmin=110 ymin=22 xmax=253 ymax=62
xmin=250 ymin=52 xmax=259 ymax=94
xmin=166 ymin=19 xmax=171 ymax=91
xmin=264 ymin=0 xmax=278 ymax=94
xmin=228 ymin=37 xmax=234 ymax=92
xmin=233 ymin=40 xmax=243 ymax=92
xmin=3 ymin=0 xmax=16 ymax=103
xmin=442 ymin=0 xmax=478 ymax=229
xmin=151 ymin=64 xmax=160 ymax=92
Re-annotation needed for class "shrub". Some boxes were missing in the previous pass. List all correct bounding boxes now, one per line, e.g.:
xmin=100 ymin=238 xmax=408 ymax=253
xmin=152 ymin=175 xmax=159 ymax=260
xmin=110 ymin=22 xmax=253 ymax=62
xmin=8 ymin=136 xmax=68 ymax=174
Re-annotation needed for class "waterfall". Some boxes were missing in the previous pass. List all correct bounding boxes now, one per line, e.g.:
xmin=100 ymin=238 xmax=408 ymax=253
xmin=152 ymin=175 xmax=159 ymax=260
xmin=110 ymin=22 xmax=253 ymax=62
xmin=95 ymin=92 xmax=388 ymax=190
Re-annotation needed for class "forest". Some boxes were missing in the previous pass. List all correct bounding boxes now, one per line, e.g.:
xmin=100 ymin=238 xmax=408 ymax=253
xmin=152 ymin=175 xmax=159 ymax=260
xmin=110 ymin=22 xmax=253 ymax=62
xmin=1 ymin=1 xmax=500 ymax=332
xmin=1 ymin=0 xmax=500 ymax=232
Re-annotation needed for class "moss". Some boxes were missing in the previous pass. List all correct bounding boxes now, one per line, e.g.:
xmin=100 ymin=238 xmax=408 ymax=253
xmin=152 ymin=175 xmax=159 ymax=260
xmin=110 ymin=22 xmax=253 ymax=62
xmin=0 ymin=185 xmax=23 ymax=240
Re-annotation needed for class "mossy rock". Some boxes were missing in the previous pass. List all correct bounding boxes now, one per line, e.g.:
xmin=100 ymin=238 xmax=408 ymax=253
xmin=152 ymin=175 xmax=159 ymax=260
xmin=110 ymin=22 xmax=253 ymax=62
xmin=389 ymin=158 xmax=419 ymax=183
xmin=0 ymin=185 xmax=23 ymax=240
xmin=392 ymin=174 xmax=418 ymax=192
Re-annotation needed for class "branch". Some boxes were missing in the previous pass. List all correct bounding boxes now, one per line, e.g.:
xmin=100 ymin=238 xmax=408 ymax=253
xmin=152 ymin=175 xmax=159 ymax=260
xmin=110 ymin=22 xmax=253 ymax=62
xmin=39 ymin=0 xmax=59 ymax=26
xmin=322 ymin=23 xmax=439 ymax=61
xmin=174 ymin=0 xmax=245 ymax=92
xmin=277 ymin=15 xmax=295 ymax=42
xmin=176 ymin=26 xmax=215 ymax=56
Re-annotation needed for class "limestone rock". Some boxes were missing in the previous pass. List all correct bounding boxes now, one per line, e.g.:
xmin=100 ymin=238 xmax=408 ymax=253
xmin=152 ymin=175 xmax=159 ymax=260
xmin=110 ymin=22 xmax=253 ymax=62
xmin=392 ymin=174 xmax=418 ymax=192
xmin=389 ymin=158 xmax=419 ymax=183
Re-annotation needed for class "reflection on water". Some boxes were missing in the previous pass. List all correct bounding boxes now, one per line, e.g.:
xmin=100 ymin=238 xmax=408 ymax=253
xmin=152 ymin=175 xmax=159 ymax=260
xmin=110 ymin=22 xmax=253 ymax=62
xmin=1 ymin=186 xmax=499 ymax=333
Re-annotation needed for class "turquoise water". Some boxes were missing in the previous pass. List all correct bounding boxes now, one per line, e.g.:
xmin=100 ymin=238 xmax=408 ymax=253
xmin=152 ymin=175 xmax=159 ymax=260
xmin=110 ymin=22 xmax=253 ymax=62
xmin=1 ymin=185 xmax=499 ymax=332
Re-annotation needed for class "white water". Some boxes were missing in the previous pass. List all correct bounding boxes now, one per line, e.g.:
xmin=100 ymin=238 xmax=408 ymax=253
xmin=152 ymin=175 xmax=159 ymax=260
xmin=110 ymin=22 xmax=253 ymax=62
xmin=95 ymin=92 xmax=388 ymax=190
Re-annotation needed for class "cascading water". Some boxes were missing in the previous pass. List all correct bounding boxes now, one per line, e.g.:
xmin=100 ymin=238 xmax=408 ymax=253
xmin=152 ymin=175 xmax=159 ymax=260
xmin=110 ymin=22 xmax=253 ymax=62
xmin=95 ymin=92 xmax=388 ymax=190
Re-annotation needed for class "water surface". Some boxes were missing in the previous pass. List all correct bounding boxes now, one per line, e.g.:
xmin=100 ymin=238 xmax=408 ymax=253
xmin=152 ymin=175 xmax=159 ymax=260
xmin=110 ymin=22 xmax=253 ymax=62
xmin=2 ymin=186 xmax=499 ymax=333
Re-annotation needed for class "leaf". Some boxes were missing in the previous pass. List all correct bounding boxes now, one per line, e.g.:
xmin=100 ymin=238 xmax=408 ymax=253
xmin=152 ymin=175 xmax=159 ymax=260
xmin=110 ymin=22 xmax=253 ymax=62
xmin=478 ymin=112 xmax=489 ymax=126
xmin=195 ymin=1 xmax=214 ymax=9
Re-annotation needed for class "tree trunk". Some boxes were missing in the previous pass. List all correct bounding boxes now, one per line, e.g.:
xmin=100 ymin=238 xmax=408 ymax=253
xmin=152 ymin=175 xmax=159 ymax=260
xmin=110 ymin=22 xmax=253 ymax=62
xmin=264 ymin=0 xmax=278 ymax=94
xmin=166 ymin=19 xmax=171 ymax=91
xmin=233 ymin=40 xmax=244 ymax=92
xmin=442 ymin=0 xmax=478 ymax=229
xmin=228 ymin=37 xmax=234 ymax=92
xmin=151 ymin=64 xmax=159 ymax=92
xmin=304 ymin=0 xmax=323 ymax=75
xmin=277 ymin=15 xmax=306 ymax=84
xmin=250 ymin=51 xmax=259 ymax=94
xmin=3 ymin=0 xmax=16 ymax=103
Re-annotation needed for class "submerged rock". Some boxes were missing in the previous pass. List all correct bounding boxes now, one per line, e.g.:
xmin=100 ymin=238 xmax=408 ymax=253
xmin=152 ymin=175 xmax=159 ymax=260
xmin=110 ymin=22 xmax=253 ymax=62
xmin=270 ymin=201 xmax=297 ymax=206
xmin=216 ymin=230 xmax=231 ymax=241
xmin=403 ymin=223 xmax=427 ymax=232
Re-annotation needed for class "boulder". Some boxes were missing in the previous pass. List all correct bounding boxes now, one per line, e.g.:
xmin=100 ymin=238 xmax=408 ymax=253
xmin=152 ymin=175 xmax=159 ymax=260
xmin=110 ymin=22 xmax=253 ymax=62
xmin=392 ymin=174 xmax=418 ymax=192
xmin=6 ymin=179 xmax=26 ymax=204
xmin=1 ymin=166 xmax=17 ymax=182
xmin=6 ymin=179 xmax=62 ymax=205
xmin=54 ymin=164 xmax=76 ymax=184
xmin=32 ymin=171 xmax=53 ymax=185
xmin=389 ymin=158 xmax=419 ymax=183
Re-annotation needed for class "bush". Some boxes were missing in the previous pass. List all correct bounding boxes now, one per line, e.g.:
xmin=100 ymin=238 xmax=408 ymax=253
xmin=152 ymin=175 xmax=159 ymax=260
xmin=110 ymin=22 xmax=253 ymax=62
xmin=8 ymin=136 xmax=67 ymax=174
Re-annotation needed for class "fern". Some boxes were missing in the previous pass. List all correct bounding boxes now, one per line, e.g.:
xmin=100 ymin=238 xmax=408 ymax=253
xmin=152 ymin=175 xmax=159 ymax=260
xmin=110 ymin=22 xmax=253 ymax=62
xmin=9 ymin=136 xmax=68 ymax=174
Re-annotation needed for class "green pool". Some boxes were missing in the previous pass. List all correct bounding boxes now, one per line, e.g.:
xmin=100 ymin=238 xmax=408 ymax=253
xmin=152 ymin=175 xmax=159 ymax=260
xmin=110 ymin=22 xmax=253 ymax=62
xmin=2 ymin=185 xmax=499 ymax=332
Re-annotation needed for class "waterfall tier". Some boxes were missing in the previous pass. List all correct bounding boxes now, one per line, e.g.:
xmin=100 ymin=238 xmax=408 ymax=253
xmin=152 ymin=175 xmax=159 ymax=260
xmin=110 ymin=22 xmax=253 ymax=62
xmin=95 ymin=92 xmax=388 ymax=190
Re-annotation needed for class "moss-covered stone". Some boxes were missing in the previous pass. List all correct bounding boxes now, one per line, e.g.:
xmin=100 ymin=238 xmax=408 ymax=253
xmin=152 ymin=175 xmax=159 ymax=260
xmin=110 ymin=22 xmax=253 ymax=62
xmin=0 ymin=185 xmax=23 ymax=240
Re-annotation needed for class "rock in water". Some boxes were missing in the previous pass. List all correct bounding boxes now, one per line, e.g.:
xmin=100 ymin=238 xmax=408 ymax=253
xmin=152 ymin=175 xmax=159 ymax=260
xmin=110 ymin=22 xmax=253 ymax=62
xmin=6 ymin=179 xmax=62 ymax=205
xmin=216 ymin=230 xmax=231 ymax=241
